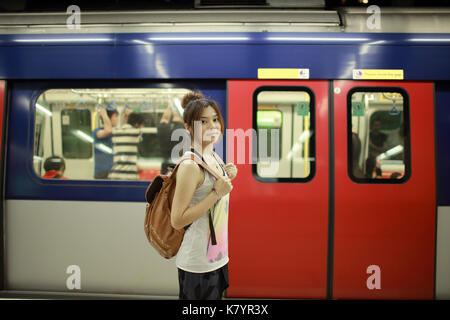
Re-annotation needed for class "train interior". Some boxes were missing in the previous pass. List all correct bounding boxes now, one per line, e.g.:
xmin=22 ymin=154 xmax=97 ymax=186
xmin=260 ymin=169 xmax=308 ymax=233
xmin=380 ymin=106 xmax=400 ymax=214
xmin=350 ymin=91 xmax=406 ymax=180
xmin=34 ymin=88 xmax=190 ymax=181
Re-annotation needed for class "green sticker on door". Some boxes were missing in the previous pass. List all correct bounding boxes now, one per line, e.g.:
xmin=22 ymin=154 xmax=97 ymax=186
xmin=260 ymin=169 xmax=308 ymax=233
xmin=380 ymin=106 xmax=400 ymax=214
xmin=296 ymin=101 xmax=310 ymax=116
xmin=352 ymin=101 xmax=365 ymax=116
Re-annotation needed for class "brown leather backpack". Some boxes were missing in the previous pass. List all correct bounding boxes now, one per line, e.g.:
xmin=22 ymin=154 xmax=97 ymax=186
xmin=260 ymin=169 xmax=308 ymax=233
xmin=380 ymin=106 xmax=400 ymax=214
xmin=144 ymin=150 xmax=223 ymax=259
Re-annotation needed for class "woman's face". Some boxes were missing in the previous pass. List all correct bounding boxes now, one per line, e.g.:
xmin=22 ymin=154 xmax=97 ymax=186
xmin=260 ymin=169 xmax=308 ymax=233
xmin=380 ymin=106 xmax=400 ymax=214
xmin=186 ymin=106 xmax=222 ymax=145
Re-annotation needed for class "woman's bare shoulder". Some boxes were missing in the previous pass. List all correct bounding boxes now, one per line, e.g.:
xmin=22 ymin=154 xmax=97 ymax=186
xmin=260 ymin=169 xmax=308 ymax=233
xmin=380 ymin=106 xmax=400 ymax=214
xmin=177 ymin=160 xmax=204 ymax=186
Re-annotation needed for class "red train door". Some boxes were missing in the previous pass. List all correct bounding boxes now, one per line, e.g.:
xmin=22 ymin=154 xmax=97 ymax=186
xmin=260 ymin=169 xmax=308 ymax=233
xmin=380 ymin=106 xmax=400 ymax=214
xmin=227 ymin=80 xmax=330 ymax=298
xmin=332 ymin=81 xmax=436 ymax=299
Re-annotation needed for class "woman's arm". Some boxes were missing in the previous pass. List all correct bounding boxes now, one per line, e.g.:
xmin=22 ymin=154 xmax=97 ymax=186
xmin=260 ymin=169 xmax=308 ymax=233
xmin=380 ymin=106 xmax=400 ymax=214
xmin=171 ymin=161 xmax=220 ymax=230
xmin=96 ymin=109 xmax=113 ymax=139
xmin=160 ymin=107 xmax=172 ymax=124
xmin=123 ymin=108 xmax=132 ymax=125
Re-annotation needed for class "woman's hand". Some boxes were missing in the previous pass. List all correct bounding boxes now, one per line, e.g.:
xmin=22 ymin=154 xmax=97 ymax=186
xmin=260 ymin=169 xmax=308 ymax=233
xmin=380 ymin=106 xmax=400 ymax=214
xmin=225 ymin=162 xmax=238 ymax=180
xmin=213 ymin=176 xmax=233 ymax=198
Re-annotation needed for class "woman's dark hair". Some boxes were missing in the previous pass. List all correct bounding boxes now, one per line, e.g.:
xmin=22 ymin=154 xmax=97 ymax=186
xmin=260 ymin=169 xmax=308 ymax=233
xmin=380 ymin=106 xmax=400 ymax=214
xmin=128 ymin=112 xmax=145 ymax=127
xmin=44 ymin=156 xmax=65 ymax=172
xmin=181 ymin=92 xmax=224 ymax=135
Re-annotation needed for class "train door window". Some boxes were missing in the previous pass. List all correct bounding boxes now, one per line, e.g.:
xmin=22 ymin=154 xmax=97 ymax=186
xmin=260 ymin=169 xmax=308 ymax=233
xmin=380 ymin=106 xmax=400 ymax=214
xmin=33 ymin=88 xmax=191 ymax=181
xmin=253 ymin=87 xmax=315 ymax=182
xmin=348 ymin=88 xmax=410 ymax=183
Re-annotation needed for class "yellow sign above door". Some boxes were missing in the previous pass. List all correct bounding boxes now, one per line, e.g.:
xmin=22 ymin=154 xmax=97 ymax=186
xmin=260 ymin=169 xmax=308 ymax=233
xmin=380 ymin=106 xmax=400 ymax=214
xmin=258 ymin=68 xmax=310 ymax=79
xmin=353 ymin=69 xmax=404 ymax=80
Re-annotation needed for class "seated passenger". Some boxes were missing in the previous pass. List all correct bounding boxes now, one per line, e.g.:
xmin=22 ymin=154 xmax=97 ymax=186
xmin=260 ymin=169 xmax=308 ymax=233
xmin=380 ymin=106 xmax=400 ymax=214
xmin=369 ymin=119 xmax=388 ymax=159
xmin=42 ymin=156 xmax=68 ymax=179
xmin=108 ymin=110 xmax=145 ymax=180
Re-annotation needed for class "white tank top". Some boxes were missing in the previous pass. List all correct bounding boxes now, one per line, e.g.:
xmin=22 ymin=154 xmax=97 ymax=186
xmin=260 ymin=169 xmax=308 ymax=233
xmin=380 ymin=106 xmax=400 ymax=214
xmin=175 ymin=151 xmax=229 ymax=273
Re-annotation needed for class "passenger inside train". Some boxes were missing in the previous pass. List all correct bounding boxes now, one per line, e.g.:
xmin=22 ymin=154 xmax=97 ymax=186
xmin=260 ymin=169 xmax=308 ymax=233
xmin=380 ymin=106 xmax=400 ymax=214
xmin=158 ymin=99 xmax=185 ymax=175
xmin=93 ymin=106 xmax=119 ymax=179
xmin=351 ymin=132 xmax=364 ymax=179
xmin=108 ymin=110 xmax=145 ymax=180
xmin=41 ymin=155 xmax=67 ymax=179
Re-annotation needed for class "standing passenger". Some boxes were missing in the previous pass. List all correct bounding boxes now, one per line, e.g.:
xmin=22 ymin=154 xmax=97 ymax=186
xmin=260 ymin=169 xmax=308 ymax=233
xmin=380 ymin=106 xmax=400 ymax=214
xmin=158 ymin=100 xmax=185 ymax=174
xmin=93 ymin=108 xmax=118 ymax=179
xmin=351 ymin=132 xmax=364 ymax=179
xmin=108 ymin=110 xmax=144 ymax=180
xmin=369 ymin=119 xmax=387 ymax=157
xmin=171 ymin=92 xmax=238 ymax=300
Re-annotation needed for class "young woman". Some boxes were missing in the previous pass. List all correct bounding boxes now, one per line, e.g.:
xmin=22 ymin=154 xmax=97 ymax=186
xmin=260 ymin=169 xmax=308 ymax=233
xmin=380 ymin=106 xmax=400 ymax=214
xmin=171 ymin=92 xmax=237 ymax=300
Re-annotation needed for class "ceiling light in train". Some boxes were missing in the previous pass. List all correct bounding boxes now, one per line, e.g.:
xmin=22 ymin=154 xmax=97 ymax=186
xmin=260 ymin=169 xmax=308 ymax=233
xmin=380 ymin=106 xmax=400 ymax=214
xmin=378 ymin=145 xmax=404 ymax=161
xmin=95 ymin=144 xmax=113 ymax=154
xmin=73 ymin=130 xmax=94 ymax=144
xmin=36 ymin=103 xmax=52 ymax=117
xmin=73 ymin=130 xmax=113 ymax=154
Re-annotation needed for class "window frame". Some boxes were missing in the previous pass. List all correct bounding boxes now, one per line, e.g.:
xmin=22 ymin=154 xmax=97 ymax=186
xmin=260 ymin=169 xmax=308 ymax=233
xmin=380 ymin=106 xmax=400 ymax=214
xmin=347 ymin=86 xmax=411 ymax=184
xmin=252 ymin=85 xmax=316 ymax=183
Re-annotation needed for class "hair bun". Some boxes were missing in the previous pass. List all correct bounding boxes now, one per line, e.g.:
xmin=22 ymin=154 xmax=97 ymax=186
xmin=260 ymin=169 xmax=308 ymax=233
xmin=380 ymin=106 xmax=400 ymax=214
xmin=181 ymin=92 xmax=205 ymax=109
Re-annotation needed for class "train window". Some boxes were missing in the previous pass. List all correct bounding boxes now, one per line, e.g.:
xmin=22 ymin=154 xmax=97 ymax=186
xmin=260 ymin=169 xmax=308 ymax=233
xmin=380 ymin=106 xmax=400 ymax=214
xmin=33 ymin=88 xmax=191 ymax=181
xmin=61 ymin=107 xmax=92 ymax=159
xmin=253 ymin=87 xmax=315 ymax=182
xmin=348 ymin=89 xmax=410 ymax=183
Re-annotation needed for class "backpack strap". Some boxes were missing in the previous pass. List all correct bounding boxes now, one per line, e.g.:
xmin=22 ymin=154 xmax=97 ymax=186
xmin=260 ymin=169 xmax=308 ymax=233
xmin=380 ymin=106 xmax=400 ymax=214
xmin=208 ymin=209 xmax=217 ymax=246
xmin=180 ymin=149 xmax=223 ymax=181
xmin=212 ymin=152 xmax=226 ymax=177
xmin=213 ymin=151 xmax=226 ymax=168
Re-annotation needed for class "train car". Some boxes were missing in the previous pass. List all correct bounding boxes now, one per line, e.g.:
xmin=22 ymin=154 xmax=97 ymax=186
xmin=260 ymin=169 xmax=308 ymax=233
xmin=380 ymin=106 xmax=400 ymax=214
xmin=0 ymin=7 xmax=450 ymax=299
